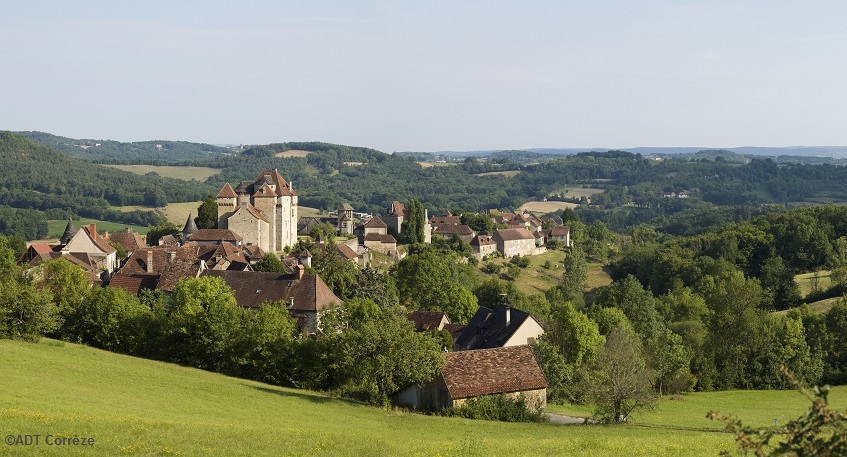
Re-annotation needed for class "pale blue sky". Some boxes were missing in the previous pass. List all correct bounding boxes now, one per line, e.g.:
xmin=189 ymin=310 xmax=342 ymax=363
xmin=2 ymin=1 xmax=846 ymax=152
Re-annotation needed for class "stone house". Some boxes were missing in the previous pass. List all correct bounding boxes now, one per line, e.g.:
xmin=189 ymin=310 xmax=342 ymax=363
xmin=492 ymin=227 xmax=536 ymax=258
xmin=470 ymin=234 xmax=497 ymax=258
xmin=355 ymin=215 xmax=388 ymax=243
xmin=393 ymin=345 xmax=548 ymax=412
xmin=454 ymin=305 xmax=544 ymax=351
xmin=216 ymin=169 xmax=298 ymax=253
xmin=61 ymin=223 xmax=118 ymax=275
xmin=549 ymin=226 xmax=571 ymax=247
xmin=431 ymin=224 xmax=475 ymax=244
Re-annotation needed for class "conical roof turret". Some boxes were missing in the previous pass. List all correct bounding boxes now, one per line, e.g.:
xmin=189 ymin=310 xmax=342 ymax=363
xmin=60 ymin=215 xmax=76 ymax=245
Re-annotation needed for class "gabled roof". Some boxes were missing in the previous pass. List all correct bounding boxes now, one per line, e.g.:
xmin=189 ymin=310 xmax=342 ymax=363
xmin=336 ymin=243 xmax=358 ymax=260
xmin=118 ymin=245 xmax=198 ymax=276
xmin=338 ymin=203 xmax=354 ymax=211
xmin=471 ymin=235 xmax=495 ymax=246
xmin=254 ymin=169 xmax=296 ymax=197
xmin=217 ymin=182 xmax=237 ymax=198
xmin=254 ymin=182 xmax=276 ymax=198
xmin=231 ymin=203 xmax=269 ymax=223
xmin=79 ymin=225 xmax=117 ymax=254
xmin=430 ymin=215 xmax=462 ymax=226
xmin=387 ymin=201 xmax=408 ymax=217
xmin=364 ymin=233 xmax=397 ymax=243
xmin=108 ymin=272 xmax=160 ymax=296
xmin=156 ymin=259 xmax=204 ymax=292
xmin=432 ymin=224 xmax=474 ymax=236
xmin=406 ymin=311 xmax=449 ymax=332
xmin=455 ymin=305 xmax=535 ymax=350
xmin=105 ymin=229 xmax=148 ymax=252
xmin=494 ymin=227 xmax=535 ymax=242
xmin=442 ymin=345 xmax=548 ymax=399
xmin=189 ymin=229 xmax=243 ymax=242
xmin=363 ymin=215 xmax=387 ymax=228
xmin=201 ymin=270 xmax=340 ymax=312
xmin=550 ymin=226 xmax=570 ymax=236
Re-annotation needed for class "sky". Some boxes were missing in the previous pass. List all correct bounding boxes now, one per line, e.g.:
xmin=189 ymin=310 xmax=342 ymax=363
xmin=2 ymin=1 xmax=846 ymax=152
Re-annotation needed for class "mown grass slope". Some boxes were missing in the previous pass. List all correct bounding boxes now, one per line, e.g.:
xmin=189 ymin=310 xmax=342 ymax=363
xmin=0 ymin=339 xmax=738 ymax=456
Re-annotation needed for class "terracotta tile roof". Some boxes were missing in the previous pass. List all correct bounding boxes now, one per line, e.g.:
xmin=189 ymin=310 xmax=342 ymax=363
xmin=189 ymin=229 xmax=243 ymax=242
xmin=254 ymin=182 xmax=276 ymax=198
xmin=387 ymin=201 xmax=408 ymax=217
xmin=119 ymin=245 xmax=198 ymax=276
xmin=430 ymin=215 xmax=462 ymax=225
xmin=336 ymin=243 xmax=358 ymax=260
xmin=109 ymin=272 xmax=160 ymax=295
xmin=201 ymin=270 xmax=341 ymax=312
xmin=443 ymin=323 xmax=466 ymax=339
xmin=364 ymin=233 xmax=396 ymax=243
xmin=495 ymin=227 xmax=535 ymax=242
xmin=30 ymin=243 xmax=54 ymax=256
xmin=105 ymin=230 xmax=147 ymax=252
xmin=432 ymin=224 xmax=474 ymax=236
xmin=442 ymin=345 xmax=547 ymax=399
xmin=217 ymin=182 xmax=237 ymax=198
xmin=550 ymin=226 xmax=570 ymax=236
xmin=255 ymin=169 xmax=296 ymax=197
xmin=244 ymin=244 xmax=264 ymax=261
xmin=471 ymin=235 xmax=495 ymax=246
xmin=339 ymin=203 xmax=354 ymax=211
xmin=363 ymin=215 xmax=387 ymax=228
xmin=156 ymin=259 xmax=203 ymax=292
xmin=407 ymin=311 xmax=449 ymax=332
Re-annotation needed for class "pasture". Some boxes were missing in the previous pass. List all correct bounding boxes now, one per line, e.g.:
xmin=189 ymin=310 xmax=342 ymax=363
xmin=0 ymin=338 xmax=752 ymax=456
xmin=102 ymin=165 xmax=220 ymax=181
xmin=519 ymin=200 xmax=579 ymax=213
xmin=549 ymin=186 xmax=605 ymax=200
xmin=476 ymin=170 xmax=521 ymax=177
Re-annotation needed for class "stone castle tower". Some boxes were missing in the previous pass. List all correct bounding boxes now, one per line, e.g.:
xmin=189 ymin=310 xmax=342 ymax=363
xmin=216 ymin=169 xmax=298 ymax=252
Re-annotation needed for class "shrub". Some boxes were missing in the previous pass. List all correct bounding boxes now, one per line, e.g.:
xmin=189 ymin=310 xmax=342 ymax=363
xmin=509 ymin=255 xmax=530 ymax=268
xmin=443 ymin=394 xmax=543 ymax=422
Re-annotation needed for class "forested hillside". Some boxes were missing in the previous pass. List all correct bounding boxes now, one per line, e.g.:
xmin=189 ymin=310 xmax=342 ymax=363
xmin=0 ymin=132 xmax=217 ymax=238
xmin=17 ymin=131 xmax=232 ymax=163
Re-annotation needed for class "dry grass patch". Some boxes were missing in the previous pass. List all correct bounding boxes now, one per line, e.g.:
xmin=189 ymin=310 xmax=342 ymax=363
xmin=275 ymin=149 xmax=311 ymax=158
xmin=103 ymin=165 xmax=220 ymax=181
xmin=476 ymin=170 xmax=521 ymax=177
xmin=519 ymin=201 xmax=579 ymax=213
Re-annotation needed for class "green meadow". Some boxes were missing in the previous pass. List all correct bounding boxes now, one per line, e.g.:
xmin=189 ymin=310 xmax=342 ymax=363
xmin=0 ymin=339 xmax=750 ymax=456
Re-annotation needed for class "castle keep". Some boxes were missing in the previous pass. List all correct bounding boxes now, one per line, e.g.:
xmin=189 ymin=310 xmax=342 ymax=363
xmin=216 ymin=169 xmax=298 ymax=252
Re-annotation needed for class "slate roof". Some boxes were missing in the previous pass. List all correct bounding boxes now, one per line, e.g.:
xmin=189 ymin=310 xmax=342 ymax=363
xmin=442 ymin=345 xmax=548 ymax=399
xmin=443 ymin=323 xmax=466 ymax=340
xmin=297 ymin=217 xmax=324 ymax=236
xmin=201 ymin=270 xmax=340 ymax=312
xmin=495 ymin=227 xmax=535 ymax=242
xmin=455 ymin=305 xmax=536 ymax=350
xmin=60 ymin=217 xmax=76 ymax=244
xmin=181 ymin=212 xmax=199 ymax=237
xmin=217 ymin=183 xmax=237 ymax=198
xmin=407 ymin=311 xmax=449 ymax=332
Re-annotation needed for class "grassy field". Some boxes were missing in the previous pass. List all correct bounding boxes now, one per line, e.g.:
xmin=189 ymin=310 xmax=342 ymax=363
xmin=417 ymin=162 xmax=457 ymax=168
xmin=0 ymin=338 xmax=742 ymax=456
xmin=548 ymin=186 xmax=605 ymax=199
xmin=478 ymin=251 xmax=612 ymax=297
xmin=795 ymin=270 xmax=833 ymax=297
xmin=102 ymin=165 xmax=220 ymax=181
xmin=47 ymin=218 xmax=149 ymax=239
xmin=548 ymin=387 xmax=847 ymax=431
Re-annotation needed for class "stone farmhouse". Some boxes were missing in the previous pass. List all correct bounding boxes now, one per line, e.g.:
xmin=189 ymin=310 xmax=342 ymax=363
xmin=492 ymin=227 xmax=538 ymax=258
xmin=215 ymin=169 xmax=298 ymax=253
xmin=393 ymin=345 xmax=548 ymax=412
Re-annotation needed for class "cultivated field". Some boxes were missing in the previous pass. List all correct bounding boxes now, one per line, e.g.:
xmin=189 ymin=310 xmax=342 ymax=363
xmin=275 ymin=149 xmax=311 ymax=158
xmin=47 ymin=218 xmax=149 ymax=239
xmin=519 ymin=201 xmax=579 ymax=213
xmin=0 ymin=338 xmax=752 ymax=456
xmin=102 ymin=165 xmax=220 ymax=181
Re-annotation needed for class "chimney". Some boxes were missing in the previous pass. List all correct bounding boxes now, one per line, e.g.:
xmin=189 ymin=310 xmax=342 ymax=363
xmin=296 ymin=264 xmax=305 ymax=280
xmin=146 ymin=250 xmax=153 ymax=273
xmin=125 ymin=227 xmax=131 ymax=233
xmin=166 ymin=251 xmax=176 ymax=266
xmin=89 ymin=223 xmax=97 ymax=235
